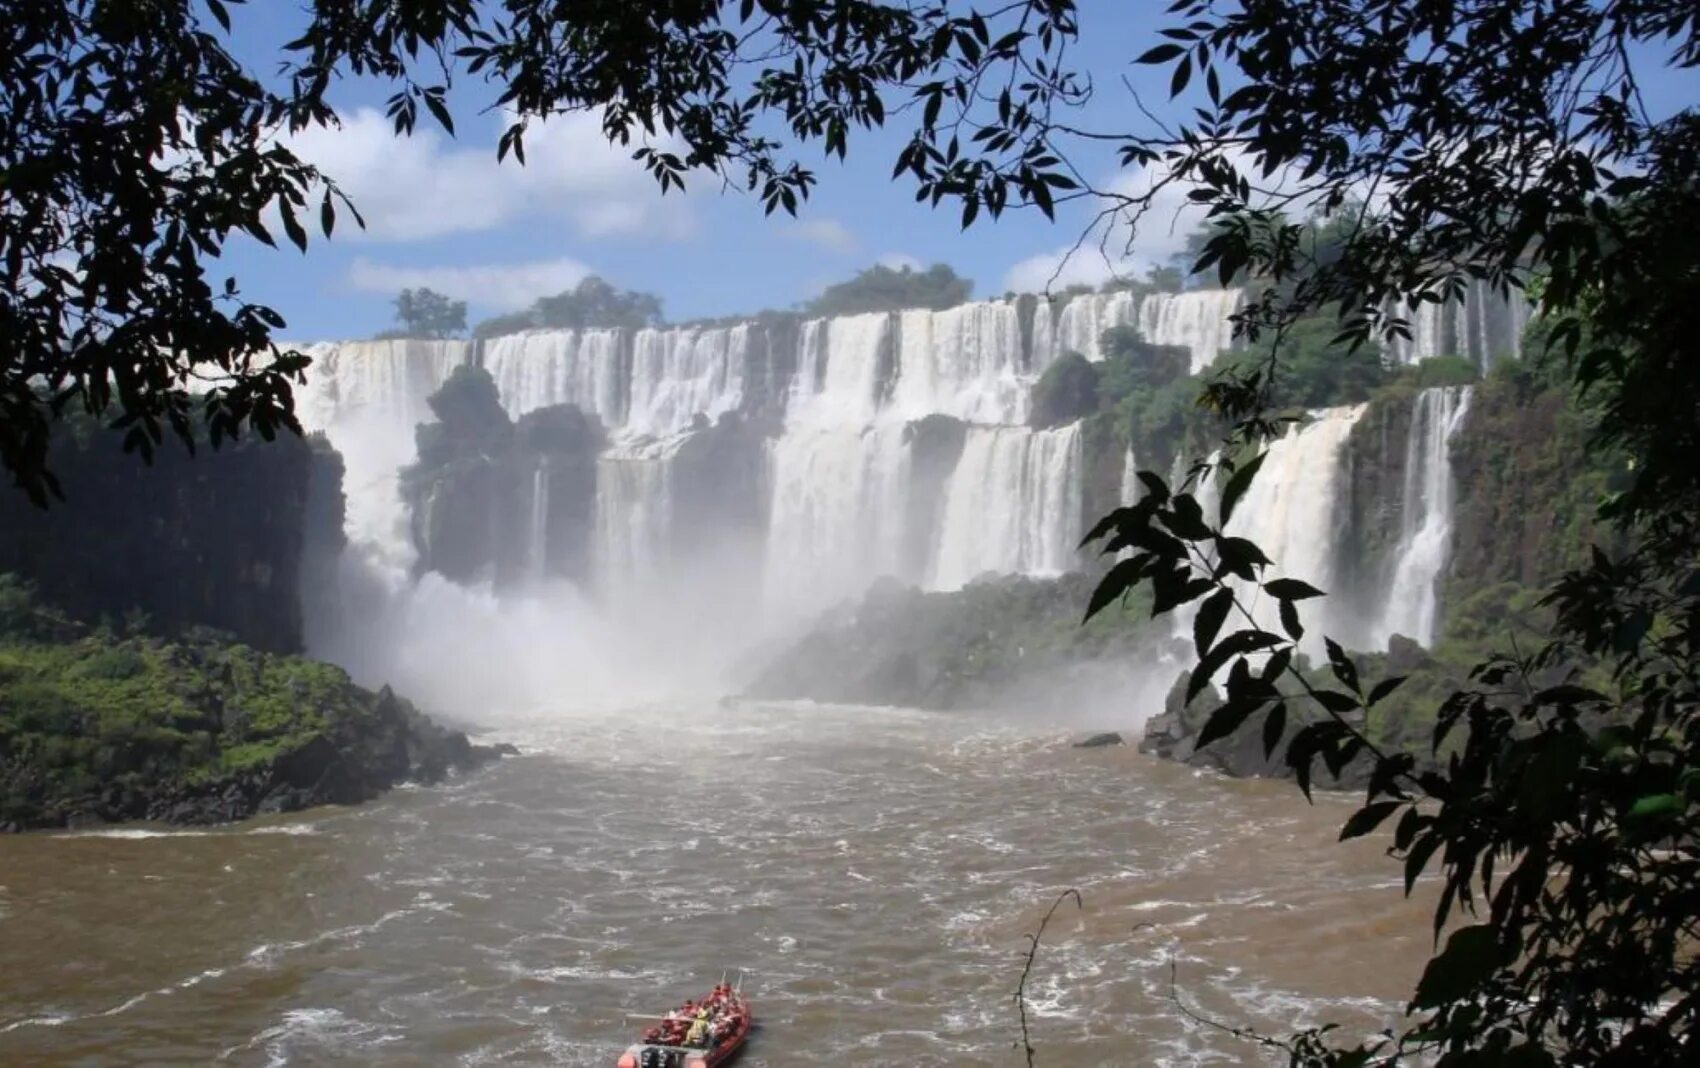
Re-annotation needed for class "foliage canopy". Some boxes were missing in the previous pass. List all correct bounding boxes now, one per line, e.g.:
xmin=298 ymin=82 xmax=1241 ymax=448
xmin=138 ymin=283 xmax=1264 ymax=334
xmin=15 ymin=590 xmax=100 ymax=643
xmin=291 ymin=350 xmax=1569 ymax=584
xmin=3 ymin=0 xmax=1079 ymax=502
xmin=388 ymin=288 xmax=467 ymax=339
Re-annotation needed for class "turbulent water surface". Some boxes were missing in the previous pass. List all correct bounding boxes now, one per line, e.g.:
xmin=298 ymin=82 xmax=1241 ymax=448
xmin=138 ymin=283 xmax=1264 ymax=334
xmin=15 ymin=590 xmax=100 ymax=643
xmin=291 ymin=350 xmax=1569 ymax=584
xmin=1 ymin=702 xmax=1430 ymax=1066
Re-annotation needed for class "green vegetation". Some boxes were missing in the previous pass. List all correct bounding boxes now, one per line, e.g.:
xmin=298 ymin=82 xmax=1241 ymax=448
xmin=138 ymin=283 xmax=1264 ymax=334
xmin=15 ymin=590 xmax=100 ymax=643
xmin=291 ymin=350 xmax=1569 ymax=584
xmin=1028 ymin=352 xmax=1100 ymax=429
xmin=471 ymin=276 xmax=665 ymax=339
xmin=1077 ymin=1 xmax=1700 ymax=1061
xmin=0 ymin=577 xmax=489 ymax=831
xmin=386 ymin=287 xmax=467 ymax=339
xmin=802 ymin=264 xmax=973 ymax=317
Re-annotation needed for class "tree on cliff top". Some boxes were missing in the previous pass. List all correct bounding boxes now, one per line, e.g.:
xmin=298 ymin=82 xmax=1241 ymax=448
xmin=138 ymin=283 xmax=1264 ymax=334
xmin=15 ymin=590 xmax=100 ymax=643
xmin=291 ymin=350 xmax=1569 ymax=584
xmin=388 ymin=288 xmax=467 ymax=340
xmin=471 ymin=276 xmax=665 ymax=339
xmin=803 ymin=263 xmax=974 ymax=317
xmin=3 ymin=0 xmax=1079 ymax=503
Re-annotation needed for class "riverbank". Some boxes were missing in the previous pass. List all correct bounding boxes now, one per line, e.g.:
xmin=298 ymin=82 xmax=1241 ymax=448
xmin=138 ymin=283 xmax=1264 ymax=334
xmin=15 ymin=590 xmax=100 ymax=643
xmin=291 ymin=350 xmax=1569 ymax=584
xmin=0 ymin=577 xmax=508 ymax=832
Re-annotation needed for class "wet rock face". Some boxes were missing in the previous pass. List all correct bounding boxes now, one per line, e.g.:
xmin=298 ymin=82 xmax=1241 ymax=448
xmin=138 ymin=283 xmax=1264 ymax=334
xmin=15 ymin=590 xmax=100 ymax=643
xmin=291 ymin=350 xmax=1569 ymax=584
xmin=0 ymin=420 xmax=342 ymax=654
xmin=402 ymin=366 xmax=606 ymax=587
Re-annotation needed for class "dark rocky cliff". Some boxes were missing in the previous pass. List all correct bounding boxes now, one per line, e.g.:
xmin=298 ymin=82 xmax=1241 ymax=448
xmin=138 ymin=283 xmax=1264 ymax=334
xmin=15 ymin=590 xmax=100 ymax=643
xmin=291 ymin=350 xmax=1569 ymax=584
xmin=0 ymin=420 xmax=342 ymax=653
xmin=403 ymin=365 xmax=605 ymax=587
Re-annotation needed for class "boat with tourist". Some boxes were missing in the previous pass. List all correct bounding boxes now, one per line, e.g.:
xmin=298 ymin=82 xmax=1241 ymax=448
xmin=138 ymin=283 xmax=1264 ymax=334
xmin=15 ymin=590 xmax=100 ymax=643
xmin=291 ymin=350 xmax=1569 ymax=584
xmin=615 ymin=982 xmax=752 ymax=1068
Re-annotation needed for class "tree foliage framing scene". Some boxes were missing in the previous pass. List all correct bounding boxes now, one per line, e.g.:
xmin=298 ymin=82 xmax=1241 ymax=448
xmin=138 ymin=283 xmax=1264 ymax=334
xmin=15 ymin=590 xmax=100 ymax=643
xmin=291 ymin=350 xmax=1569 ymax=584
xmin=0 ymin=1 xmax=1696 ymax=1065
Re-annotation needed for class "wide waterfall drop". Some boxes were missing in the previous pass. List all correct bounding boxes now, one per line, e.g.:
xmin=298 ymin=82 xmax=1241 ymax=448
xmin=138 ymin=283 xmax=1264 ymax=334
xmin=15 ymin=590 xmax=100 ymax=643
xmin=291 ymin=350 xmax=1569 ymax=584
xmin=625 ymin=323 xmax=748 ymax=435
xmin=296 ymin=339 xmax=471 ymax=576
xmin=763 ymin=312 xmax=914 ymax=613
xmin=889 ymin=301 xmax=1030 ymax=424
xmin=786 ymin=312 xmax=889 ymax=425
xmin=1137 ymin=288 xmax=1245 ymax=373
xmin=480 ymin=328 xmax=625 ymax=424
xmin=592 ymin=436 xmax=681 ymax=606
xmin=929 ymin=424 xmax=1083 ymax=590
xmin=1369 ymin=387 xmax=1474 ymax=648
xmin=1386 ymin=280 xmax=1532 ymax=370
xmin=1227 ymin=405 xmax=1368 ymax=654
xmin=1033 ymin=289 xmax=1139 ymax=365
xmin=764 ymin=425 xmax=915 ymax=611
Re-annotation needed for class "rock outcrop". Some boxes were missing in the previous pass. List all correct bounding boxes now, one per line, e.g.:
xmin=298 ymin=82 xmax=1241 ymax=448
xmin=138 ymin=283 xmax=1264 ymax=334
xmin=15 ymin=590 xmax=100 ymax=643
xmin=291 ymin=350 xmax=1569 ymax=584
xmin=402 ymin=365 xmax=605 ymax=587
xmin=0 ymin=585 xmax=509 ymax=832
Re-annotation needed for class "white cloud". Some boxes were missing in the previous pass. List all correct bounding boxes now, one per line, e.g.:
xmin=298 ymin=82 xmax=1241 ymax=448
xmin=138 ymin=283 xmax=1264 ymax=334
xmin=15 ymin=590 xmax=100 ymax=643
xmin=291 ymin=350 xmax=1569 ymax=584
xmin=876 ymin=251 xmax=924 ymax=272
xmin=783 ymin=218 xmax=858 ymax=253
xmin=288 ymin=108 xmax=695 ymax=242
xmin=346 ymin=256 xmax=593 ymax=310
xmin=1001 ymin=148 xmax=1296 ymax=295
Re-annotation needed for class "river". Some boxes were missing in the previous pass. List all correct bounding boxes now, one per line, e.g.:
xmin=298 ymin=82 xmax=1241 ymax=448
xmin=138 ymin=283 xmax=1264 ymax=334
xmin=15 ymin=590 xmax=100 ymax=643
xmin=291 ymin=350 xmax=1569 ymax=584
xmin=0 ymin=700 xmax=1431 ymax=1065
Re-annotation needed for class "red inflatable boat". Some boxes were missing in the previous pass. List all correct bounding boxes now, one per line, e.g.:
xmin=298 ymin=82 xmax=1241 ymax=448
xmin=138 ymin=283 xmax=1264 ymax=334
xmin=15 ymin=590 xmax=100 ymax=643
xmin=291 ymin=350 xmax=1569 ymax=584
xmin=615 ymin=985 xmax=752 ymax=1068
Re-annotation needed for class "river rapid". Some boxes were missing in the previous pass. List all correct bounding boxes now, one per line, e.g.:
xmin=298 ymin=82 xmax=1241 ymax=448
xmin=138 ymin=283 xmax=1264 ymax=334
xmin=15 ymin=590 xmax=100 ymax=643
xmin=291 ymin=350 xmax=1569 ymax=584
xmin=0 ymin=700 xmax=1431 ymax=1066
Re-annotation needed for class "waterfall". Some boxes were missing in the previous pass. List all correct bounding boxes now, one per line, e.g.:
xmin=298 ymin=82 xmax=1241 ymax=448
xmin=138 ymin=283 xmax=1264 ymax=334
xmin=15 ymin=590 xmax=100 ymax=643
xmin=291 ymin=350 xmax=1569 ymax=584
xmin=1031 ymin=289 xmax=1139 ymax=367
xmin=1137 ymin=288 xmax=1245 ymax=373
xmin=626 ymin=323 xmax=748 ymax=435
xmin=295 ymin=280 xmax=1496 ymax=710
xmin=480 ymin=329 xmax=624 ymax=425
xmin=1369 ymin=387 xmax=1473 ymax=648
xmin=787 ymin=313 xmax=890 ymax=427
xmin=1387 ymin=280 xmax=1531 ymax=370
xmin=764 ymin=425 xmax=914 ymax=610
xmin=929 ymin=424 xmax=1083 ymax=590
xmin=528 ymin=459 xmax=550 ymax=583
xmin=1119 ymin=445 xmax=1140 ymax=505
xmin=1226 ymin=405 xmax=1368 ymax=655
xmin=295 ymin=339 xmax=471 ymax=576
xmin=593 ymin=436 xmax=682 ymax=606
xmin=1027 ymin=287 xmax=1241 ymax=372
xmin=890 ymin=301 xmax=1029 ymax=424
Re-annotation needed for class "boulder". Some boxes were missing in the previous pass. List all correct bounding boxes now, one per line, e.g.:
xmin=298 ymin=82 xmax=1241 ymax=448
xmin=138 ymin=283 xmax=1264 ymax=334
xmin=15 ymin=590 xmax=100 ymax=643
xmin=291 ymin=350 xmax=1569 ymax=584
xmin=1074 ymin=732 xmax=1124 ymax=748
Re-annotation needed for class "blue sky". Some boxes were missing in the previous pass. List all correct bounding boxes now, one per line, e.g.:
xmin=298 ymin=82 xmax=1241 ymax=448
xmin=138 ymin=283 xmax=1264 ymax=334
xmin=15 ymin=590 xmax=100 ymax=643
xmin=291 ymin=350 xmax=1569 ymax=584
xmin=214 ymin=2 xmax=1697 ymax=341
xmin=214 ymin=1 xmax=1198 ymax=340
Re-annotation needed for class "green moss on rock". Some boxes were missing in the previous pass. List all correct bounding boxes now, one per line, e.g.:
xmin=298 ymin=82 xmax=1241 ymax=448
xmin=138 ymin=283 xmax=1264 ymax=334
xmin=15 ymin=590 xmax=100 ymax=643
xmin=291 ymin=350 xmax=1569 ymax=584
xmin=0 ymin=578 xmax=503 ymax=832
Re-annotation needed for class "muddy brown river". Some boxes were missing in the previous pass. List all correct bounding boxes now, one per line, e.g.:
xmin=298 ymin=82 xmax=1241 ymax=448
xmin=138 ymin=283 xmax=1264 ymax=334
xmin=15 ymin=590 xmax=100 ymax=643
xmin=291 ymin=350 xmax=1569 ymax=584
xmin=0 ymin=701 xmax=1433 ymax=1065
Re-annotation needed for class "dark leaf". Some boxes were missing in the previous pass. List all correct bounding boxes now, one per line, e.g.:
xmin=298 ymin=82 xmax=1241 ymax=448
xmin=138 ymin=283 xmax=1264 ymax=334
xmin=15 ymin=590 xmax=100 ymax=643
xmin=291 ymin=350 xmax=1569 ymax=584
xmin=1367 ymin=675 xmax=1407 ymax=707
xmin=1193 ymin=587 xmax=1233 ymax=658
xmin=1340 ymin=800 xmax=1401 ymax=841
xmin=1325 ymin=637 xmax=1360 ymax=694
xmin=1219 ymin=451 xmax=1266 ymax=526
xmin=1413 ymin=925 xmax=1502 ymax=1009
xmin=1265 ymin=578 xmax=1324 ymax=601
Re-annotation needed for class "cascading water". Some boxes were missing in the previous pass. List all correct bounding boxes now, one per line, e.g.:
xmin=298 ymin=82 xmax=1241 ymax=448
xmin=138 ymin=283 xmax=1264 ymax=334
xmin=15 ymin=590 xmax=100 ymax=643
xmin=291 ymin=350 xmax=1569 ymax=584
xmin=764 ymin=425 xmax=915 ymax=611
xmin=1368 ymin=387 xmax=1473 ymax=648
xmin=1027 ymin=287 xmax=1241 ymax=372
xmin=480 ymin=329 xmax=624 ymax=425
xmin=1226 ymin=406 xmax=1369 ymax=655
xmin=295 ymin=284 xmax=1482 ymax=708
xmin=625 ymin=324 xmax=748 ymax=435
xmin=929 ymin=424 xmax=1083 ymax=590
xmin=890 ymin=302 xmax=1029 ymax=424
xmin=295 ymin=339 xmax=471 ymax=576
xmin=786 ymin=313 xmax=890 ymax=426
xmin=1032 ymin=289 xmax=1140 ymax=366
xmin=593 ymin=436 xmax=681 ymax=608
xmin=1386 ymin=280 xmax=1531 ymax=370
xmin=528 ymin=459 xmax=550 ymax=583
xmin=1137 ymin=289 xmax=1245 ymax=373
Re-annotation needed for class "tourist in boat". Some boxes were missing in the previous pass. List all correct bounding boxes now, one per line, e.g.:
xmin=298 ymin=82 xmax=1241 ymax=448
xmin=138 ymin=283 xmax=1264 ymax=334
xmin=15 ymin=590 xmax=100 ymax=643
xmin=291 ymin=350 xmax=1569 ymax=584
xmin=685 ymin=1008 xmax=711 ymax=1046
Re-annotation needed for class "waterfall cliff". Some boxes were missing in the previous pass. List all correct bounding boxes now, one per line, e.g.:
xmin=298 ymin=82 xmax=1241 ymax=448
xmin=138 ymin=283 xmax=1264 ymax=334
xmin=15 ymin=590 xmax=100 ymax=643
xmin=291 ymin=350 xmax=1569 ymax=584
xmin=296 ymin=285 xmax=1486 ymax=699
